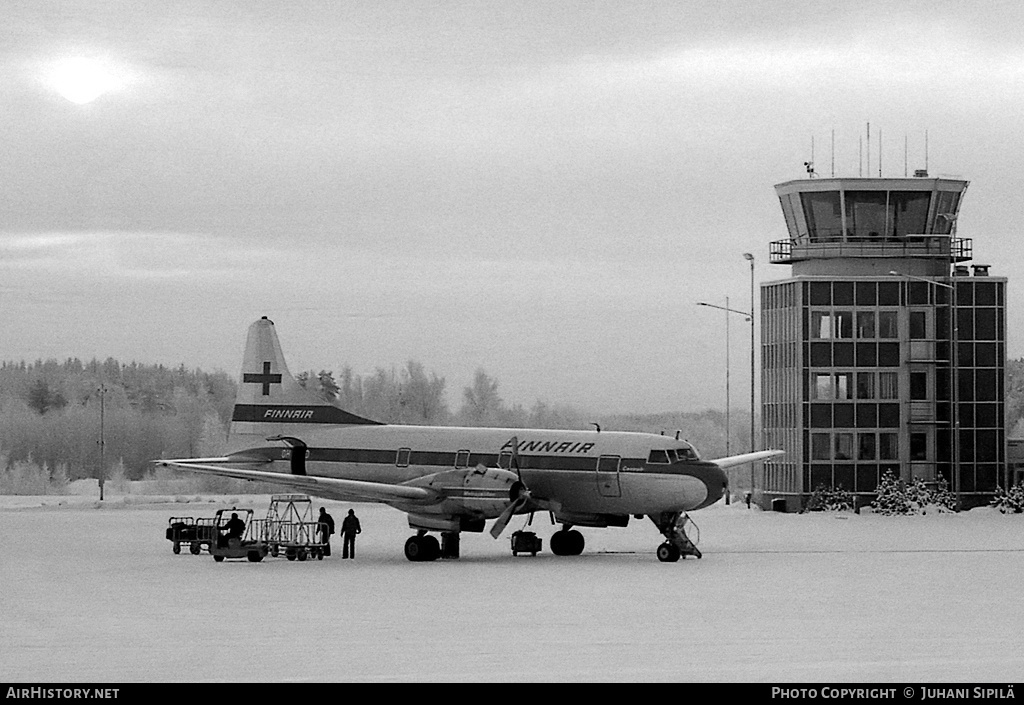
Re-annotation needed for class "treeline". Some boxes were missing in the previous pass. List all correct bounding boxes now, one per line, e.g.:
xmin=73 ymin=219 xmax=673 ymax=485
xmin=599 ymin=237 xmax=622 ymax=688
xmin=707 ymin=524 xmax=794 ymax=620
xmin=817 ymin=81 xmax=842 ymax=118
xmin=0 ymin=358 xmax=236 ymax=487
xmin=12 ymin=353 xmax=1023 ymax=494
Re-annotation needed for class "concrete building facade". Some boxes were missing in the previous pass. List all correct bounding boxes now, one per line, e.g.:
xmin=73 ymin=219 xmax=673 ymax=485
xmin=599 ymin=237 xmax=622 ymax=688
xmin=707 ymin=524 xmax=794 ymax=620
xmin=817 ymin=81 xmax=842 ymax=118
xmin=760 ymin=175 xmax=1006 ymax=511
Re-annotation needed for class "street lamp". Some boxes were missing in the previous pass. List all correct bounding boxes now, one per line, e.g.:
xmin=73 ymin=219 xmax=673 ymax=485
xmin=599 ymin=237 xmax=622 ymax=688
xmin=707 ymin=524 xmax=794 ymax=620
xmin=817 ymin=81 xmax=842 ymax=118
xmin=97 ymin=384 xmax=107 ymax=501
xmin=697 ymin=299 xmax=749 ymax=503
xmin=698 ymin=255 xmax=757 ymax=493
xmin=888 ymin=270 xmax=959 ymax=510
xmin=696 ymin=297 xmax=742 ymax=455
xmin=743 ymin=253 xmax=757 ymax=495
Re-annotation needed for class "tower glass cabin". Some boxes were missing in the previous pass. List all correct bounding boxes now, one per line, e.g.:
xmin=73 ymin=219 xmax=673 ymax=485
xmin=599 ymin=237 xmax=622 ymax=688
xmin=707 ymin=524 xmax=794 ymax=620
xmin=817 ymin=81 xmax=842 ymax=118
xmin=761 ymin=175 xmax=1006 ymax=511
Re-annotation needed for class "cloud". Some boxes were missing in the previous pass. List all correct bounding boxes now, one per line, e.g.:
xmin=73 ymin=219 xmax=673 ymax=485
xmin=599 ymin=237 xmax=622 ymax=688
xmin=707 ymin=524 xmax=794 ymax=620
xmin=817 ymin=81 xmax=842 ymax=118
xmin=0 ymin=231 xmax=278 ymax=279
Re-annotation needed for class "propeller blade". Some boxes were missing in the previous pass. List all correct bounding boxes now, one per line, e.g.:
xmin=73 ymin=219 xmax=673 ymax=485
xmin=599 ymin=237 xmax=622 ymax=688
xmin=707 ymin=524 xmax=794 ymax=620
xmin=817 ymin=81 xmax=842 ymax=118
xmin=490 ymin=437 xmax=530 ymax=539
xmin=490 ymin=483 xmax=530 ymax=539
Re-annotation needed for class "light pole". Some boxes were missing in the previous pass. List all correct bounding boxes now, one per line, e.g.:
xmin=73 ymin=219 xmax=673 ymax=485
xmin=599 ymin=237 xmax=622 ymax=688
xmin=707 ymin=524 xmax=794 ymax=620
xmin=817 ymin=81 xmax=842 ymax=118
xmin=743 ymin=252 xmax=757 ymax=493
xmin=697 ymin=298 xmax=754 ymax=493
xmin=888 ymin=270 xmax=959 ymax=510
xmin=97 ymin=384 xmax=107 ymax=501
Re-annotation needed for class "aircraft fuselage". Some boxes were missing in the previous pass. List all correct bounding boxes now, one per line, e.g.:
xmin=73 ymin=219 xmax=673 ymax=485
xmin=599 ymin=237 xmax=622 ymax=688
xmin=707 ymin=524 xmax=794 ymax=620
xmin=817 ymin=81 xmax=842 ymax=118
xmin=230 ymin=424 xmax=727 ymax=526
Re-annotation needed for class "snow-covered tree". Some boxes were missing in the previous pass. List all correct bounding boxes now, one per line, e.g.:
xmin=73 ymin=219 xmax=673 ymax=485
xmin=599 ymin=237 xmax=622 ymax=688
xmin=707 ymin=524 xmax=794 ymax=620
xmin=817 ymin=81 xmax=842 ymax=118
xmin=871 ymin=470 xmax=913 ymax=515
xmin=991 ymin=481 xmax=1024 ymax=514
xmin=805 ymin=484 xmax=854 ymax=512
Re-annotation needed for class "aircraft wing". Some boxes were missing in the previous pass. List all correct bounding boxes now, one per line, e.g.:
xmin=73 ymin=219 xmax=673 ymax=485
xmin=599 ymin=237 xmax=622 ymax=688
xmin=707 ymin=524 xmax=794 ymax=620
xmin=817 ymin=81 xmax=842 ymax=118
xmin=708 ymin=449 xmax=785 ymax=469
xmin=154 ymin=458 xmax=437 ymax=505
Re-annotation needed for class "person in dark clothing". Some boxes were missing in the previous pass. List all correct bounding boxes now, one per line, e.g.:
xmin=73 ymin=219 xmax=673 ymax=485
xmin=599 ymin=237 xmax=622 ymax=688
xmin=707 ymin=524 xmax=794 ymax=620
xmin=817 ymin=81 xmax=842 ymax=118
xmin=220 ymin=512 xmax=245 ymax=547
xmin=341 ymin=508 xmax=361 ymax=559
xmin=318 ymin=507 xmax=335 ymax=557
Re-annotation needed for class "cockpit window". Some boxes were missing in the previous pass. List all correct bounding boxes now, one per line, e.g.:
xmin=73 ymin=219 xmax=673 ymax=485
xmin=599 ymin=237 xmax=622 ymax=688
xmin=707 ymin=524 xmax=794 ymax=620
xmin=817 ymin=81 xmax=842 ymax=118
xmin=675 ymin=446 xmax=699 ymax=461
xmin=648 ymin=449 xmax=671 ymax=464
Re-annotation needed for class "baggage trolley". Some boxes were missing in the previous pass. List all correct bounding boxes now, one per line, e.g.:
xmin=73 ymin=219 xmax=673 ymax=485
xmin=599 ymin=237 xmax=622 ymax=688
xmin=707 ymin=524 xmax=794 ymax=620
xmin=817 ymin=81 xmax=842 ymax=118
xmin=209 ymin=508 xmax=269 ymax=563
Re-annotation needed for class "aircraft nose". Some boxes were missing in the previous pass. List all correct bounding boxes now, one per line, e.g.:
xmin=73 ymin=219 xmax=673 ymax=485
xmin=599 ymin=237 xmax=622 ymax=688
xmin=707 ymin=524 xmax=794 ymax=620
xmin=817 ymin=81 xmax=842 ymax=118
xmin=696 ymin=462 xmax=729 ymax=508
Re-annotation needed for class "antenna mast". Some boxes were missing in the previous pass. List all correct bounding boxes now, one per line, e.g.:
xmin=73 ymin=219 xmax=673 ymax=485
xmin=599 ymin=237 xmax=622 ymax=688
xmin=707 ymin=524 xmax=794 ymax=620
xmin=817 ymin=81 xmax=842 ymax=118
xmin=866 ymin=122 xmax=871 ymax=177
xmin=831 ymin=128 xmax=835 ymax=177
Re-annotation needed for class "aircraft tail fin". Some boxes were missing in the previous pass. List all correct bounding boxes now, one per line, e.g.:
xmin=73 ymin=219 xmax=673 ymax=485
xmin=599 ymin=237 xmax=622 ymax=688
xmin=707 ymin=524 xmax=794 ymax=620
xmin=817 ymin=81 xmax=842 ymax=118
xmin=230 ymin=317 xmax=381 ymax=439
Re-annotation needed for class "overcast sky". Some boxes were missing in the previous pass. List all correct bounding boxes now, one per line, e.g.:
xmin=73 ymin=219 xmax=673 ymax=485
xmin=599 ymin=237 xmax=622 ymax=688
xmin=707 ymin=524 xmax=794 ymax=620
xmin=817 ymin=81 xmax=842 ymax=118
xmin=3 ymin=1 xmax=1024 ymax=414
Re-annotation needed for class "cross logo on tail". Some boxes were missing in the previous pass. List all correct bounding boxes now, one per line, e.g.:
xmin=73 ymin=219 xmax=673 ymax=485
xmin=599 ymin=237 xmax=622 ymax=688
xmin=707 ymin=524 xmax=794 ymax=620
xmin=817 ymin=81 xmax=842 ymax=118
xmin=243 ymin=361 xmax=282 ymax=396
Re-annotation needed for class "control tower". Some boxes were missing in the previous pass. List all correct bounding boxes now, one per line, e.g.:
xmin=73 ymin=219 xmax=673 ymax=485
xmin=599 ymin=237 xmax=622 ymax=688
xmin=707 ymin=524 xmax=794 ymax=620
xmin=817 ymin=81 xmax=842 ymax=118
xmin=760 ymin=174 xmax=1006 ymax=511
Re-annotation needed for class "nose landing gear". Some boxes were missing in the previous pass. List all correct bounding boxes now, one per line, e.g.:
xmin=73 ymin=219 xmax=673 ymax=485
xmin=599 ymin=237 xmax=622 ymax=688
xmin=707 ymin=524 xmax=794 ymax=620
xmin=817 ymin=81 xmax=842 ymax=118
xmin=651 ymin=512 xmax=701 ymax=562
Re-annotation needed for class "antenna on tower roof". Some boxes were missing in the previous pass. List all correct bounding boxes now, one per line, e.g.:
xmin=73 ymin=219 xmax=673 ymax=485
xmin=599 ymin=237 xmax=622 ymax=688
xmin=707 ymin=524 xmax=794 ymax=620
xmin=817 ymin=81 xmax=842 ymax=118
xmin=831 ymin=128 xmax=835 ymax=177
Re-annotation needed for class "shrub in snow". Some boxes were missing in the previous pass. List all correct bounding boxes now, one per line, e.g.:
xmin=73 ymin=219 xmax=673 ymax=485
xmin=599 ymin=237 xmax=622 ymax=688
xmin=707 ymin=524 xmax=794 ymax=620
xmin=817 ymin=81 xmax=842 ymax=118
xmin=870 ymin=470 xmax=913 ymax=515
xmin=871 ymin=471 xmax=958 ymax=515
xmin=928 ymin=475 xmax=959 ymax=513
xmin=805 ymin=484 xmax=854 ymax=512
xmin=990 ymin=482 xmax=1024 ymax=514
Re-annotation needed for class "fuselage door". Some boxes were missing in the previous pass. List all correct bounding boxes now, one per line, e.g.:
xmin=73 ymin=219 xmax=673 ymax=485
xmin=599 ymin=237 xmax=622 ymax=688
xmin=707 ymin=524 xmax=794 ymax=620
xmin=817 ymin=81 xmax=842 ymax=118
xmin=596 ymin=454 xmax=621 ymax=498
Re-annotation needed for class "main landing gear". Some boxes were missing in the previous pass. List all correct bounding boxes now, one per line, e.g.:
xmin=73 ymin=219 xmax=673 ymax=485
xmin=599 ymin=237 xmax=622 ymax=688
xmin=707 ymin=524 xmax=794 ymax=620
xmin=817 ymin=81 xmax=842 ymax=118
xmin=650 ymin=511 xmax=701 ymax=562
xmin=549 ymin=526 xmax=585 ymax=556
xmin=404 ymin=531 xmax=461 ymax=562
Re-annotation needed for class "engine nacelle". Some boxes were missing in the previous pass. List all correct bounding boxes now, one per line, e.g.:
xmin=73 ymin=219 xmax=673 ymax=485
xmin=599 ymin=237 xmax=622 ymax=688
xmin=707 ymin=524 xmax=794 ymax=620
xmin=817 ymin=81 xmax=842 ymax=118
xmin=407 ymin=466 xmax=520 ymax=519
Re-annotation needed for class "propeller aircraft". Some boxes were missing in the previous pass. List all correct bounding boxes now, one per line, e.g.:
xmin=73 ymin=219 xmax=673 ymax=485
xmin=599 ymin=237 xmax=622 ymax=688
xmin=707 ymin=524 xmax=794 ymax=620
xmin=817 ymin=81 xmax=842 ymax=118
xmin=155 ymin=317 xmax=783 ymax=562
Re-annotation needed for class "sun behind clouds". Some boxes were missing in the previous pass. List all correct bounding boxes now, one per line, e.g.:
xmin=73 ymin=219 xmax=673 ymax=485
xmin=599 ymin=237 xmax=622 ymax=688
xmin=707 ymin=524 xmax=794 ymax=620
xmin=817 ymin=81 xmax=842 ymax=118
xmin=45 ymin=56 xmax=128 ymax=104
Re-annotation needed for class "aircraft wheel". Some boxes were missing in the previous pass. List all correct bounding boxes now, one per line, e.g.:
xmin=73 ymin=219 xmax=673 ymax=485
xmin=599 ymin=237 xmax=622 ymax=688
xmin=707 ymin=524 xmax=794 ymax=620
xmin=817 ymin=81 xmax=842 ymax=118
xmin=270 ymin=545 xmax=279 ymax=558
xmin=213 ymin=554 xmax=225 ymax=563
xmin=567 ymin=530 xmax=585 ymax=555
xmin=172 ymin=543 xmax=181 ymax=555
xmin=404 ymin=536 xmax=424 ymax=561
xmin=286 ymin=548 xmax=296 ymax=561
xmin=297 ymin=548 xmax=307 ymax=561
xmin=190 ymin=542 xmax=201 ymax=555
xmin=657 ymin=543 xmax=680 ymax=563
xmin=247 ymin=551 xmax=263 ymax=562
xmin=405 ymin=535 xmax=440 ymax=562
xmin=422 ymin=535 xmax=440 ymax=561
xmin=550 ymin=531 xmax=568 ymax=556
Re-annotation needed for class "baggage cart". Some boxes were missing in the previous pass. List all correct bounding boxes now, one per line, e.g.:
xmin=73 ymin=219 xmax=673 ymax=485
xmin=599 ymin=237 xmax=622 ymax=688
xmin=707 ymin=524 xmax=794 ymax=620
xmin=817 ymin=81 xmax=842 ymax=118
xmin=166 ymin=516 xmax=217 ymax=555
xmin=209 ymin=508 xmax=269 ymax=563
xmin=263 ymin=494 xmax=328 ymax=561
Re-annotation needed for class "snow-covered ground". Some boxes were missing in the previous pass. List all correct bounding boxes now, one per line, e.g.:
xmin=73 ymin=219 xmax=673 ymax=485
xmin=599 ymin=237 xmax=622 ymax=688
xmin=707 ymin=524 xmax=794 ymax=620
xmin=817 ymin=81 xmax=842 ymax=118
xmin=2 ymin=494 xmax=1023 ymax=682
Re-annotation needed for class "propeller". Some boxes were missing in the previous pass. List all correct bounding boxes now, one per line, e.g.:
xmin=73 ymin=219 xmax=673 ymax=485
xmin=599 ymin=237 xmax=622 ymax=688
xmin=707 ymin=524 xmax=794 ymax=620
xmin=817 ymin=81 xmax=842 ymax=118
xmin=489 ymin=436 xmax=530 ymax=539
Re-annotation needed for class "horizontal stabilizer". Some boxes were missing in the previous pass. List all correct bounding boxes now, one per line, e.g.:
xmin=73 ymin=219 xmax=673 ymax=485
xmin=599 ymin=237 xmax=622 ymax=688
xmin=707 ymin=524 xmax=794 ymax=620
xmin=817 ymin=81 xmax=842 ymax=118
xmin=709 ymin=449 xmax=785 ymax=469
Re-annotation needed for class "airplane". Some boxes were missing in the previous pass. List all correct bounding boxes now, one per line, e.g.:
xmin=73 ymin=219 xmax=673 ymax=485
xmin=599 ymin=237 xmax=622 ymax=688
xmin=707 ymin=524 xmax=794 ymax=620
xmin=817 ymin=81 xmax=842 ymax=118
xmin=155 ymin=317 xmax=783 ymax=562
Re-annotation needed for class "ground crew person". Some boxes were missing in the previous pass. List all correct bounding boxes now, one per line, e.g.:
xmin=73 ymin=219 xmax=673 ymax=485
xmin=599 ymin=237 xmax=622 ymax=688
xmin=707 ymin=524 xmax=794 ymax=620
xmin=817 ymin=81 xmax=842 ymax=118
xmin=341 ymin=508 xmax=361 ymax=559
xmin=318 ymin=507 xmax=335 ymax=557
xmin=220 ymin=512 xmax=245 ymax=547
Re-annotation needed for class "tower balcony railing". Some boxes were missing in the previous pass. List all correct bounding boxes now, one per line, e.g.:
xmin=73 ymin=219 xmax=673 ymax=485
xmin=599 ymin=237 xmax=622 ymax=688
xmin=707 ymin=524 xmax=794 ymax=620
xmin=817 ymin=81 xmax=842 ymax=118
xmin=769 ymin=236 xmax=972 ymax=265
